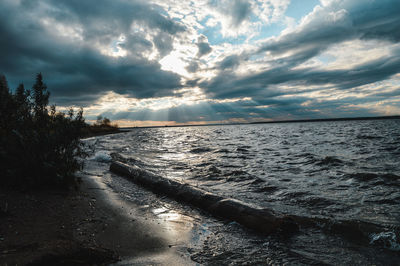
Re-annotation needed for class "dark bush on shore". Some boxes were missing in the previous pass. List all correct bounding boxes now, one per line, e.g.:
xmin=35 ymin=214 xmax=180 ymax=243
xmin=0 ymin=73 xmax=87 ymax=189
xmin=81 ymin=115 xmax=120 ymax=138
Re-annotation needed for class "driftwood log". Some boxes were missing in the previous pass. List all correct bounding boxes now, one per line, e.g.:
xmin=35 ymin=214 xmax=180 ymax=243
xmin=110 ymin=161 xmax=298 ymax=235
xmin=110 ymin=160 xmax=400 ymax=245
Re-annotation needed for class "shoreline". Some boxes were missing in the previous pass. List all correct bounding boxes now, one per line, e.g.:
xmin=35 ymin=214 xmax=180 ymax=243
xmin=0 ymin=161 xmax=196 ymax=265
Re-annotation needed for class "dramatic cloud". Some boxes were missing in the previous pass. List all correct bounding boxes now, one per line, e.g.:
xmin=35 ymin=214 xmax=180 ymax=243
xmin=199 ymin=0 xmax=400 ymax=113
xmin=0 ymin=0 xmax=399 ymax=125
xmin=0 ymin=0 xmax=185 ymax=102
xmin=196 ymin=35 xmax=212 ymax=57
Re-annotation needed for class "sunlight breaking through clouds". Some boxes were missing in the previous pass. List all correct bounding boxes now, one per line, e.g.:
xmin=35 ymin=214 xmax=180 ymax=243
xmin=0 ymin=0 xmax=399 ymax=125
xmin=159 ymin=52 xmax=190 ymax=77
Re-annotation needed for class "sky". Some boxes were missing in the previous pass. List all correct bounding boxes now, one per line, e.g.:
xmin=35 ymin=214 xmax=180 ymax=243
xmin=1 ymin=0 xmax=400 ymax=126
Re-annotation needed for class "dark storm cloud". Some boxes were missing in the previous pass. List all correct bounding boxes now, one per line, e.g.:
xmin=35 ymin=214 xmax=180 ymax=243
xmin=208 ymin=0 xmax=252 ymax=28
xmin=185 ymin=35 xmax=212 ymax=74
xmin=0 ymin=0 xmax=185 ymax=105
xmin=1 ymin=0 xmax=399 ymax=123
xmin=229 ymin=0 xmax=252 ymax=27
xmin=202 ymin=0 xmax=400 ymax=103
xmin=202 ymin=48 xmax=400 ymax=99
xmin=118 ymin=35 xmax=154 ymax=57
xmin=153 ymin=32 xmax=174 ymax=57
xmin=257 ymin=0 xmax=400 ymax=59
xmin=186 ymin=61 xmax=200 ymax=73
xmin=217 ymin=55 xmax=241 ymax=70
xmin=372 ymin=89 xmax=400 ymax=98
xmin=197 ymin=42 xmax=212 ymax=57
xmin=48 ymin=0 xmax=186 ymax=37
xmin=196 ymin=35 xmax=212 ymax=57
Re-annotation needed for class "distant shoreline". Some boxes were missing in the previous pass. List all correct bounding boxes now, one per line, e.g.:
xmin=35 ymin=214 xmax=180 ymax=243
xmin=121 ymin=115 xmax=400 ymax=129
xmin=250 ymin=115 xmax=400 ymax=125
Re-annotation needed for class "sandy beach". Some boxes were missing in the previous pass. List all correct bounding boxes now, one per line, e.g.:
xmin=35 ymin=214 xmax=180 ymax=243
xmin=0 ymin=160 xmax=197 ymax=265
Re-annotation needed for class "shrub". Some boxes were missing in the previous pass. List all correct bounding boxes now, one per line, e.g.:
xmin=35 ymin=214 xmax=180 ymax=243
xmin=80 ymin=115 xmax=119 ymax=138
xmin=0 ymin=73 xmax=86 ymax=190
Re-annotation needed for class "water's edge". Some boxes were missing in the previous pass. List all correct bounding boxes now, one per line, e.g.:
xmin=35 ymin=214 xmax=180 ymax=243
xmin=110 ymin=159 xmax=400 ymax=249
xmin=110 ymin=160 xmax=297 ymax=234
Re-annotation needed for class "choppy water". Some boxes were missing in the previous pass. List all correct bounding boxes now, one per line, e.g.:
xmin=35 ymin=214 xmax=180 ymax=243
xmin=90 ymin=119 xmax=400 ymax=265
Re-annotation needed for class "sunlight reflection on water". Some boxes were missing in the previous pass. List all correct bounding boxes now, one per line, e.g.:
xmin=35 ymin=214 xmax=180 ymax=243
xmin=97 ymin=120 xmax=400 ymax=225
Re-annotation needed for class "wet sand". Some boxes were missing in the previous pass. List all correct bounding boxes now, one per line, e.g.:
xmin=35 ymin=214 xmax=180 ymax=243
xmin=0 ymin=162 xmax=197 ymax=265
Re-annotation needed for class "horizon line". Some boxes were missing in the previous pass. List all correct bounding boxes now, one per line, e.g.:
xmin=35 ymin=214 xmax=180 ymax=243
xmin=119 ymin=115 xmax=400 ymax=129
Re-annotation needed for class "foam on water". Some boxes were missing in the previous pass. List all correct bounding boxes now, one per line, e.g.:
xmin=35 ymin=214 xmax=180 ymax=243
xmin=92 ymin=151 xmax=112 ymax=162
xmin=87 ymin=119 xmax=400 ymax=264
xmin=91 ymin=120 xmax=400 ymax=223
xmin=370 ymin=231 xmax=400 ymax=251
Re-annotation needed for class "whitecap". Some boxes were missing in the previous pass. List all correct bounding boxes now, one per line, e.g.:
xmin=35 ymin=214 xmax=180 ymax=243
xmin=369 ymin=231 xmax=400 ymax=251
xmin=92 ymin=151 xmax=112 ymax=163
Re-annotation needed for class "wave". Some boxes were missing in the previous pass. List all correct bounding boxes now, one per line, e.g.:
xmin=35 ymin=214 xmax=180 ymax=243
xmin=316 ymin=156 xmax=343 ymax=166
xmin=236 ymin=146 xmax=251 ymax=153
xmin=295 ymin=196 xmax=336 ymax=208
xmin=356 ymin=135 xmax=384 ymax=140
xmin=370 ymin=231 xmax=400 ymax=251
xmin=109 ymin=159 xmax=400 ymax=251
xmin=289 ymin=215 xmax=400 ymax=249
xmin=255 ymin=185 xmax=278 ymax=193
xmin=92 ymin=151 xmax=112 ymax=162
xmin=190 ymin=147 xmax=213 ymax=153
xmin=349 ymin=172 xmax=400 ymax=180
xmin=347 ymin=173 xmax=400 ymax=187
xmin=215 ymin=148 xmax=230 ymax=153
xmin=110 ymin=160 xmax=297 ymax=235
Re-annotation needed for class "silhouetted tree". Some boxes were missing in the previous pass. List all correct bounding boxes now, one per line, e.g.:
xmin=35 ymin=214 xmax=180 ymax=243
xmin=32 ymin=73 xmax=49 ymax=119
xmin=0 ymin=73 xmax=87 ymax=189
xmin=0 ymin=75 xmax=9 ymax=99
xmin=95 ymin=115 xmax=111 ymax=126
xmin=14 ymin=84 xmax=31 ymax=123
xmin=0 ymin=75 xmax=13 ymax=129
xmin=0 ymin=75 xmax=12 ymax=178
xmin=96 ymin=115 xmax=103 ymax=125
xmin=102 ymin=117 xmax=111 ymax=126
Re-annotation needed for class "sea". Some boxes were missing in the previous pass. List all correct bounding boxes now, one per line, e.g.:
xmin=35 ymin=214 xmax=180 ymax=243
xmin=86 ymin=119 xmax=400 ymax=265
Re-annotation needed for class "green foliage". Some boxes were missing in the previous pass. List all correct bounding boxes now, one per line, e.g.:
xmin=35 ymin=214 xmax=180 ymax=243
xmin=0 ymin=73 xmax=86 ymax=190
